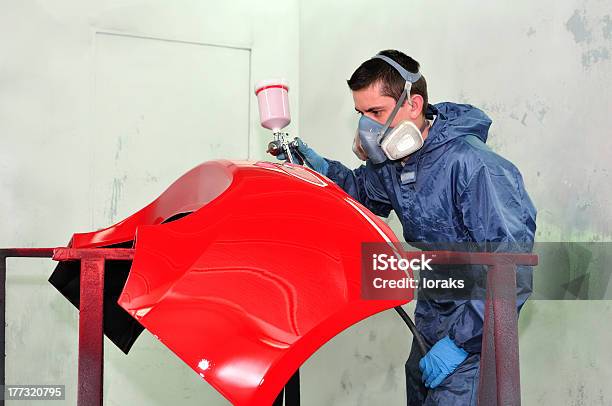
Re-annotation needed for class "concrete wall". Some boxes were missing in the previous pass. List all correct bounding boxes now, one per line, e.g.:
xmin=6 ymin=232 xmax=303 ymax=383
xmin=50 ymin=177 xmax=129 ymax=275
xmin=299 ymin=0 xmax=612 ymax=404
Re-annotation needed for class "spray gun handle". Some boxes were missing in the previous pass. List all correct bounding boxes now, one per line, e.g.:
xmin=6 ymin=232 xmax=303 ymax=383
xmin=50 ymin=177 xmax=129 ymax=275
xmin=287 ymin=140 xmax=305 ymax=165
xmin=266 ymin=138 xmax=305 ymax=165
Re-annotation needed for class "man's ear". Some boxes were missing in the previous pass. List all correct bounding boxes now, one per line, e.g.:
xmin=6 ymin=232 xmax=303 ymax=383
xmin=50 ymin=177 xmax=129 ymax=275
xmin=407 ymin=94 xmax=424 ymax=120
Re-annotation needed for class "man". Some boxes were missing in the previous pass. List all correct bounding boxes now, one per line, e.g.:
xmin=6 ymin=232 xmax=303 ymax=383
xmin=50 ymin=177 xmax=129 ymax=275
xmin=277 ymin=49 xmax=536 ymax=405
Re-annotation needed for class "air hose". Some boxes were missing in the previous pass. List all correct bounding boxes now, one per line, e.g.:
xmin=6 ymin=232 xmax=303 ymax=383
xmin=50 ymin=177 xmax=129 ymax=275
xmin=394 ymin=306 xmax=429 ymax=356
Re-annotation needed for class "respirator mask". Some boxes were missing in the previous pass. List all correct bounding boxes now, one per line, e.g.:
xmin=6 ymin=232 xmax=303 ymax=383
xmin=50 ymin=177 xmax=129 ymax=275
xmin=354 ymin=54 xmax=426 ymax=164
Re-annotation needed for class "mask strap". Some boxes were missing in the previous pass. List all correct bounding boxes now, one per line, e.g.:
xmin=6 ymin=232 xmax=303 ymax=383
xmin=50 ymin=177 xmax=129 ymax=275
xmin=371 ymin=55 xmax=422 ymax=83
xmin=377 ymin=82 xmax=411 ymax=142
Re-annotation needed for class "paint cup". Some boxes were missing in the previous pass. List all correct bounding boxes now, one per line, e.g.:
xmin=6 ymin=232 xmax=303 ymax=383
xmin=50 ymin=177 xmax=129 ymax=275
xmin=254 ymin=79 xmax=291 ymax=131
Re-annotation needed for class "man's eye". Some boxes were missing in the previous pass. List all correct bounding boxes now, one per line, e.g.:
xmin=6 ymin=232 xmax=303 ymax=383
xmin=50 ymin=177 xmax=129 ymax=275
xmin=356 ymin=111 xmax=363 ymax=116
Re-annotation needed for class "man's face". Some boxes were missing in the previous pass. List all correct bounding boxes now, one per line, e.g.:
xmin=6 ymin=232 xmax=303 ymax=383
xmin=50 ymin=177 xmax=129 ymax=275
xmin=352 ymin=81 xmax=420 ymax=127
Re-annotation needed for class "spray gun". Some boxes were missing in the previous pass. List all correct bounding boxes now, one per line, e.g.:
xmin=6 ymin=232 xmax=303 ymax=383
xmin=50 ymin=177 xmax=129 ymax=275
xmin=254 ymin=79 xmax=305 ymax=165
xmin=265 ymin=135 xmax=304 ymax=165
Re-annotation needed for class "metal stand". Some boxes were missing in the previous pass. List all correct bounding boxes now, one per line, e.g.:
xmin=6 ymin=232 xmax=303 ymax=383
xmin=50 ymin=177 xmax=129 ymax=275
xmin=1 ymin=248 xmax=536 ymax=406
xmin=478 ymin=262 xmax=523 ymax=406
xmin=399 ymin=250 xmax=537 ymax=406
xmin=0 ymin=248 xmax=133 ymax=406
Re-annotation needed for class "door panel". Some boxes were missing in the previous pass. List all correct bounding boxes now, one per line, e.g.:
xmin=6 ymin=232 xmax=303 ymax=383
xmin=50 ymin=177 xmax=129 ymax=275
xmin=92 ymin=32 xmax=250 ymax=226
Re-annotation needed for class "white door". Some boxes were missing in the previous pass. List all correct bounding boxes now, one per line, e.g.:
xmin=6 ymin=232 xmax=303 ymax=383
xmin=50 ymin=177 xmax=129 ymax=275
xmin=91 ymin=31 xmax=250 ymax=226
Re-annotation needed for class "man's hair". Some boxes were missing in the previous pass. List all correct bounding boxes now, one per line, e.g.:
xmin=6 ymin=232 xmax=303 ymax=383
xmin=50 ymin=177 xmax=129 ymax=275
xmin=347 ymin=49 xmax=428 ymax=116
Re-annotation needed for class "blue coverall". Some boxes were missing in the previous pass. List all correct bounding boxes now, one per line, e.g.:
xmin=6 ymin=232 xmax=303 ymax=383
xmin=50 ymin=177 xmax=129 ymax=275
xmin=324 ymin=102 xmax=537 ymax=405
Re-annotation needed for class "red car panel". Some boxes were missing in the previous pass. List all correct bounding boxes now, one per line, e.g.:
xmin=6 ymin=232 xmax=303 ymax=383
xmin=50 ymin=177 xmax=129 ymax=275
xmin=58 ymin=160 xmax=411 ymax=405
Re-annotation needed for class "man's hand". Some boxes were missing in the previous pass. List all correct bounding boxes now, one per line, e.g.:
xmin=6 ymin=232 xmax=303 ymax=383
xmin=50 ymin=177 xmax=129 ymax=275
xmin=276 ymin=137 xmax=329 ymax=175
xmin=419 ymin=336 xmax=468 ymax=389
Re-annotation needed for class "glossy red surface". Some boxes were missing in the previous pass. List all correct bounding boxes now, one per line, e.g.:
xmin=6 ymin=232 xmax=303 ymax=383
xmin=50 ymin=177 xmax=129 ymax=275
xmin=72 ymin=160 xmax=410 ymax=405
xmin=70 ymin=160 xmax=234 ymax=248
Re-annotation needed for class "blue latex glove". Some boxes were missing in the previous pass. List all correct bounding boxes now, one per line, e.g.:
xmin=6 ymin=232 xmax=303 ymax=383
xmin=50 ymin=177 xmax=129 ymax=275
xmin=276 ymin=137 xmax=329 ymax=175
xmin=419 ymin=336 xmax=468 ymax=389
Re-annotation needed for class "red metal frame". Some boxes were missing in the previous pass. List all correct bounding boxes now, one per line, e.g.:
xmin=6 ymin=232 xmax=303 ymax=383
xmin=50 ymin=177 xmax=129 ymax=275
xmin=1 ymin=247 xmax=536 ymax=406
xmin=54 ymin=248 xmax=134 ymax=406
xmin=0 ymin=248 xmax=133 ymax=406
xmin=403 ymin=250 xmax=538 ymax=405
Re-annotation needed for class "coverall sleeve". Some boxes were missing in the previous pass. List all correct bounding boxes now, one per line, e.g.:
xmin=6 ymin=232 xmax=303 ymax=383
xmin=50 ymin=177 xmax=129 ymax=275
xmin=449 ymin=164 xmax=537 ymax=353
xmin=324 ymin=158 xmax=393 ymax=218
